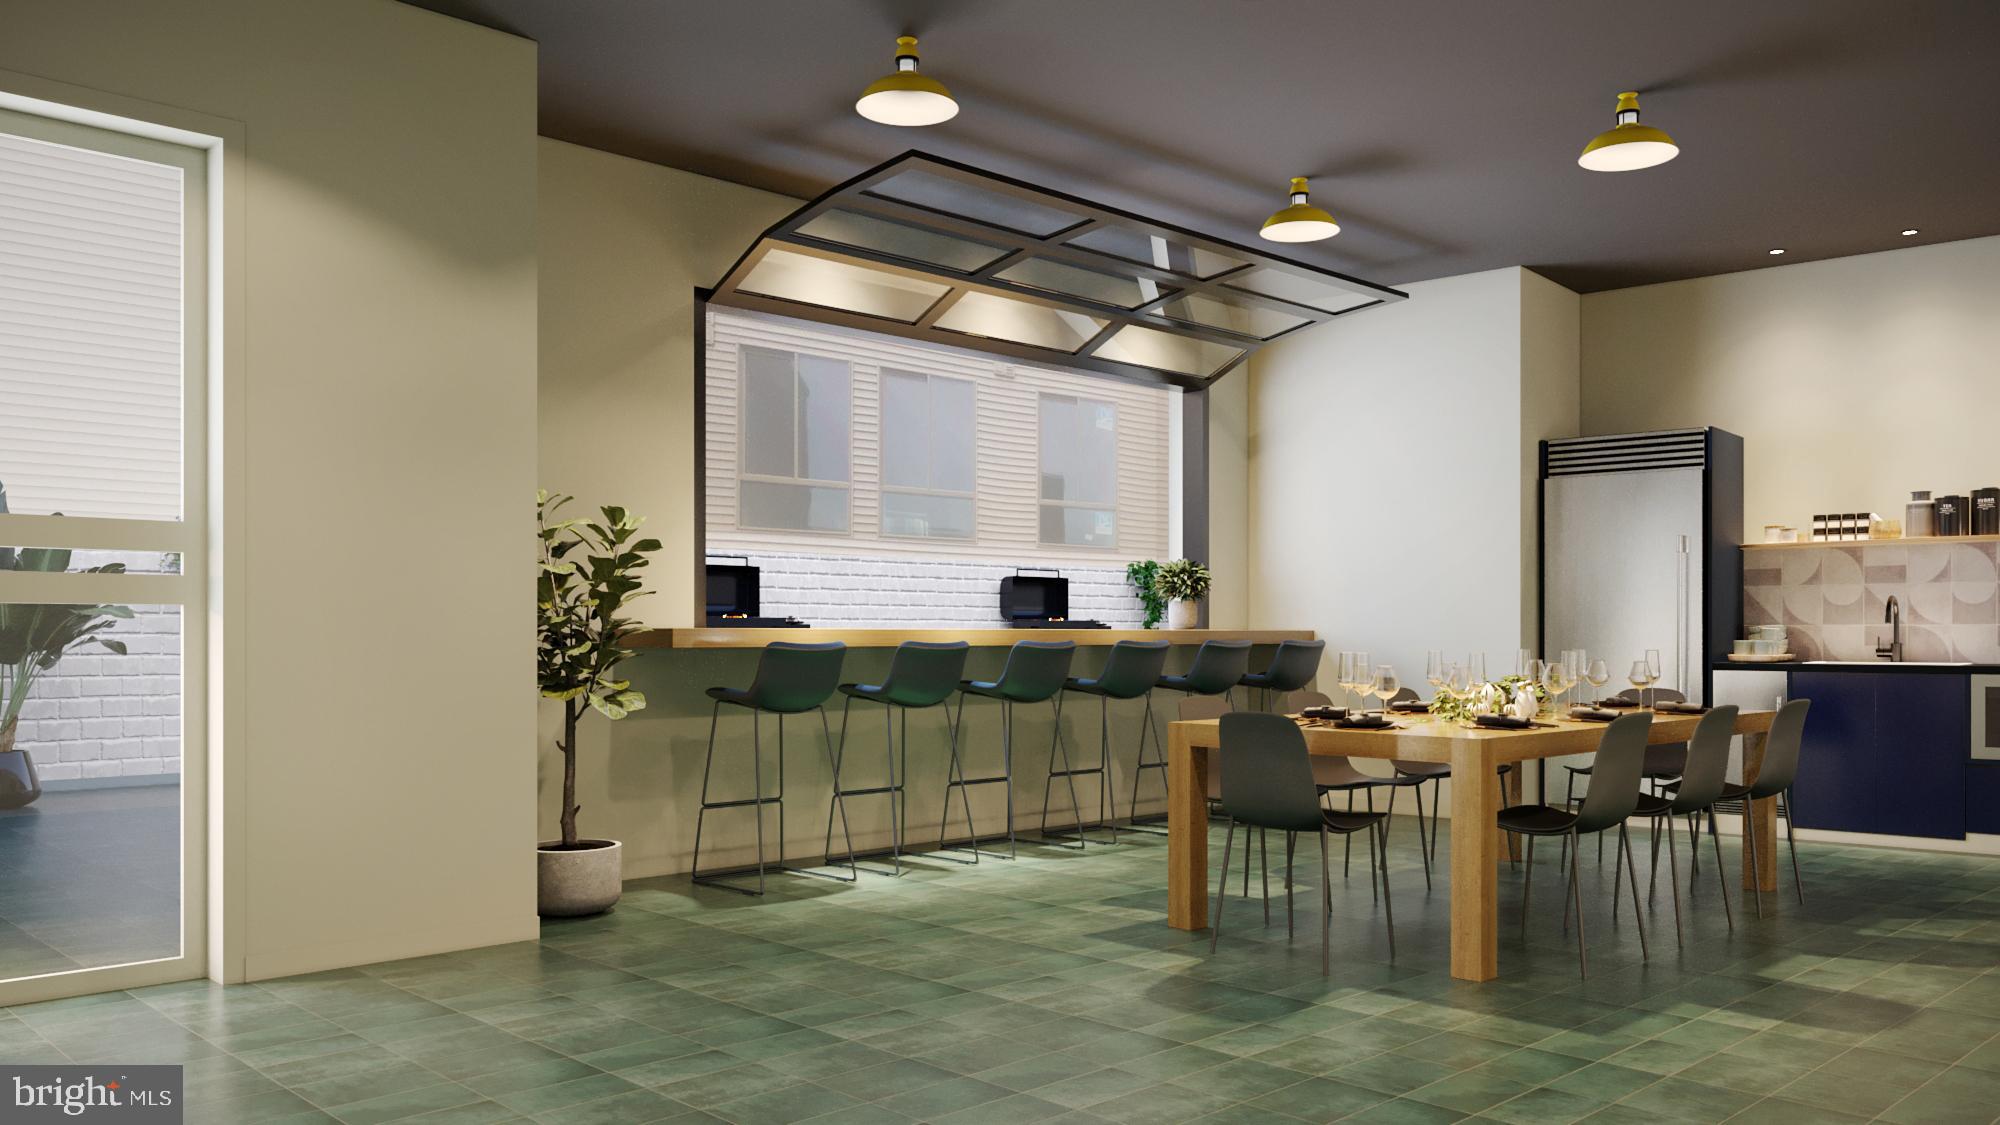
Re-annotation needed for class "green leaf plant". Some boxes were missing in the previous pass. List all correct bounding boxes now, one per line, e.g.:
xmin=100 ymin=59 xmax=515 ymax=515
xmin=1152 ymin=557 xmax=1212 ymax=603
xmin=1125 ymin=560 xmax=1165 ymax=629
xmin=537 ymin=490 xmax=661 ymax=848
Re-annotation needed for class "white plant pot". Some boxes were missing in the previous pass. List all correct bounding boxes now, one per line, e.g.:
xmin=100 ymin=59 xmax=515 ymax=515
xmin=537 ymin=838 xmax=622 ymax=917
xmin=1166 ymin=599 xmax=1200 ymax=630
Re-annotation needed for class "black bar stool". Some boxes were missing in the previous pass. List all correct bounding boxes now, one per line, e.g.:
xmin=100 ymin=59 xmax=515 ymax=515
xmin=1043 ymin=639 xmax=1169 ymax=847
xmin=1499 ymin=711 xmax=1653 ymax=979
xmin=1238 ymin=639 xmax=1326 ymax=712
xmin=691 ymin=641 xmax=848 ymax=896
xmin=1130 ymin=639 xmax=1252 ymax=827
xmin=943 ymin=640 xmax=1076 ymax=862
xmin=829 ymin=641 xmax=970 ymax=877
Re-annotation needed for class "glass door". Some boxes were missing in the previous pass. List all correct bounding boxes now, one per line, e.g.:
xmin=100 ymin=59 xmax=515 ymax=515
xmin=0 ymin=105 xmax=208 ymax=1003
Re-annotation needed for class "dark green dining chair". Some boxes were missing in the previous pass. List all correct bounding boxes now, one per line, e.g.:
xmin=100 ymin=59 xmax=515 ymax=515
xmin=944 ymin=640 xmax=1076 ymax=862
xmin=1044 ymin=639 xmax=1170 ymax=847
xmin=830 ymin=641 xmax=970 ymax=878
xmin=1632 ymin=706 xmax=1738 ymax=945
xmin=1712 ymin=698 xmax=1811 ymax=918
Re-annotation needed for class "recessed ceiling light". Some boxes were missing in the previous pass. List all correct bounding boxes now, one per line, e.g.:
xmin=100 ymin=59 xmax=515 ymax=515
xmin=1578 ymin=91 xmax=1679 ymax=172
xmin=1768 ymin=248 xmax=1786 ymax=256
xmin=1902 ymin=229 xmax=1920 ymax=236
xmin=855 ymin=36 xmax=958 ymax=127
xmin=1259 ymin=177 xmax=1340 ymax=242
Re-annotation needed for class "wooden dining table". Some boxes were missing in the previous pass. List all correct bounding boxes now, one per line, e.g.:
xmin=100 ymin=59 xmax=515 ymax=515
xmin=1166 ymin=707 xmax=1779 ymax=981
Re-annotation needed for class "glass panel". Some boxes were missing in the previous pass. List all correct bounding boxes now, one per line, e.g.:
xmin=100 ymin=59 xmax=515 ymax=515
xmin=1150 ymin=293 xmax=1309 ymax=340
xmin=738 ymin=249 xmax=948 ymax=323
xmin=0 ymin=603 xmax=181 ymax=982
xmin=794 ymin=210 xmax=1010 ymax=274
xmin=1040 ymin=506 xmax=1117 ymax=548
xmin=0 ymin=131 xmax=184 ymax=521
xmin=1223 ymin=265 xmax=1381 ymax=314
xmin=1039 ymin=395 xmax=1116 ymax=505
xmin=795 ymin=355 xmax=850 ymax=482
xmin=993 ymin=257 xmax=1171 ymax=310
xmin=1065 ymin=225 xmax=1249 ymax=279
xmin=865 ymin=168 xmax=1083 ymax=237
xmin=878 ymin=371 xmax=927 ymax=489
xmin=740 ymin=481 xmax=848 ymax=532
xmin=931 ymin=377 xmax=976 ymax=493
xmin=882 ymin=492 xmax=975 ymax=539
xmin=1094 ymin=323 xmax=1244 ymax=377
xmin=935 ymin=292 xmax=1104 ymax=352
xmin=740 ymin=346 xmax=796 ymax=478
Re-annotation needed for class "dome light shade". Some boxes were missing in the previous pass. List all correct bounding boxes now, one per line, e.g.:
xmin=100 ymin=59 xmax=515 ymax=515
xmin=856 ymin=36 xmax=958 ymax=126
xmin=1578 ymin=91 xmax=1678 ymax=172
xmin=1260 ymin=177 xmax=1340 ymax=242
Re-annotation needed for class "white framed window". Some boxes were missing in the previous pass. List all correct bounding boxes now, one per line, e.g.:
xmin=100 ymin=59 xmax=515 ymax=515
xmin=879 ymin=369 xmax=975 ymax=539
xmin=738 ymin=344 xmax=851 ymax=532
xmin=1038 ymin=393 xmax=1119 ymax=547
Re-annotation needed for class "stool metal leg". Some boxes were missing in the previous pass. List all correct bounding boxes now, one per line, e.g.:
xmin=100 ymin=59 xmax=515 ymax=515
xmin=825 ymin=696 xmax=909 ymax=878
xmin=812 ymin=704 xmax=858 ymax=883
xmin=1039 ymin=691 xmax=1093 ymax=848
xmin=1125 ymin=690 xmax=1170 ymax=833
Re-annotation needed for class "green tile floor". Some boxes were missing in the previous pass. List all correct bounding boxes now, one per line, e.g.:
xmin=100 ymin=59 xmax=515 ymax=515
xmin=4 ymin=819 xmax=1999 ymax=1124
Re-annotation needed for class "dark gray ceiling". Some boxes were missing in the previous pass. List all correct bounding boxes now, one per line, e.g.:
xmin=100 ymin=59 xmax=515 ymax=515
xmin=403 ymin=0 xmax=2000 ymax=292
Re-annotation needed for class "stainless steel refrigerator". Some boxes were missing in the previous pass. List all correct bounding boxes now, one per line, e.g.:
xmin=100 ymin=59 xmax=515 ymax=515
xmin=1540 ymin=428 xmax=1743 ymax=705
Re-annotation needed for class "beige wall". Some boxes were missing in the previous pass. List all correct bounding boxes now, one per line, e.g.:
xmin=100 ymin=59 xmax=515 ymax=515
xmin=1581 ymin=236 xmax=2000 ymax=535
xmin=3 ymin=0 xmax=541 ymax=980
xmin=1520 ymin=271 xmax=1582 ymax=642
xmin=1205 ymin=374 xmax=1250 ymax=628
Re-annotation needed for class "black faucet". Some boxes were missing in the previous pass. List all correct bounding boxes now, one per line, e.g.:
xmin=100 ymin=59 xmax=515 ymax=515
xmin=1877 ymin=594 xmax=1904 ymax=662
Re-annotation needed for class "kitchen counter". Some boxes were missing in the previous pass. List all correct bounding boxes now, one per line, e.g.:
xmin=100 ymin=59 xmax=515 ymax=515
xmin=631 ymin=627 xmax=1314 ymax=650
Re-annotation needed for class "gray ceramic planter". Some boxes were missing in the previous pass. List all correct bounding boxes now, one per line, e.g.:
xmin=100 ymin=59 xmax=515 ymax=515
xmin=537 ymin=838 xmax=622 ymax=917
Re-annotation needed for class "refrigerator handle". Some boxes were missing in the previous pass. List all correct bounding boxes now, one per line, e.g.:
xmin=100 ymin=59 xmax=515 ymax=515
xmin=1676 ymin=534 xmax=1690 ymax=694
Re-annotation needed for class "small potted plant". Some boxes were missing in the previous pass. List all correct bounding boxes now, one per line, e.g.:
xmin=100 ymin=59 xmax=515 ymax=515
xmin=537 ymin=490 xmax=659 ymax=917
xmin=1125 ymin=560 xmax=1166 ymax=629
xmin=1152 ymin=558 xmax=1212 ymax=630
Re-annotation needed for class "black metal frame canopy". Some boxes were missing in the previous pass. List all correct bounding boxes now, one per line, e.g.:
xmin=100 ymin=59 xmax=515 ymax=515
xmin=705 ymin=151 xmax=1408 ymax=390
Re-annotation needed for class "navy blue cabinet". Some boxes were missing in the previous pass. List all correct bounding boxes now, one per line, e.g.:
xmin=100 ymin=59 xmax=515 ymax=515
xmin=1787 ymin=671 xmax=1967 ymax=840
xmin=1969 ymin=764 xmax=2000 ymax=835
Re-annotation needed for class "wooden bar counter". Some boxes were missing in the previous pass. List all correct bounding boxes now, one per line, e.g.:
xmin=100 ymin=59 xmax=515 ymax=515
xmin=628 ymin=627 xmax=1314 ymax=650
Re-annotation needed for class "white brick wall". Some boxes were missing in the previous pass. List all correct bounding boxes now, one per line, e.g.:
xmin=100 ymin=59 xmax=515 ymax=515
xmin=739 ymin=551 xmax=1151 ymax=629
xmin=7 ymin=575 xmax=181 ymax=786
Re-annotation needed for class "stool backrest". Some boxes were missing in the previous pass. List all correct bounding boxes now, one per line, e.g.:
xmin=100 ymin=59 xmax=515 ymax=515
xmin=1216 ymin=711 xmax=1326 ymax=832
xmin=1253 ymin=639 xmax=1327 ymax=693
xmin=878 ymin=641 xmax=971 ymax=707
xmin=993 ymin=640 xmax=1076 ymax=702
xmin=1283 ymin=689 xmax=1334 ymax=712
xmin=746 ymin=642 xmax=848 ymax=713
xmin=1749 ymin=698 xmax=1811 ymax=798
xmin=1670 ymin=705 xmax=1738 ymax=814
xmin=1092 ymin=640 xmax=1172 ymax=698
xmin=1574 ymin=712 xmax=1652 ymax=833
xmin=1178 ymin=639 xmax=1254 ymax=695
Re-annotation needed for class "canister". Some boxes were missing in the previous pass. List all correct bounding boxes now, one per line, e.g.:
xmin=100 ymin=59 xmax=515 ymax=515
xmin=1906 ymin=491 xmax=1936 ymax=538
xmin=1973 ymin=487 xmax=2000 ymax=535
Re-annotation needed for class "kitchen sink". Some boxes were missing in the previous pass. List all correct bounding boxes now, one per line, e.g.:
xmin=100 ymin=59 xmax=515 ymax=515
xmin=1803 ymin=660 xmax=1973 ymax=666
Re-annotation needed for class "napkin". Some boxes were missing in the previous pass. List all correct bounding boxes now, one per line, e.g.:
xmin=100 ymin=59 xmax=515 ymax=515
xmin=1473 ymin=714 xmax=1533 ymax=730
xmin=1336 ymin=714 xmax=1394 ymax=729
xmin=1654 ymin=701 xmax=1709 ymax=714
xmin=1390 ymin=699 xmax=1431 ymax=713
xmin=1569 ymin=706 xmax=1619 ymax=722
xmin=1596 ymin=698 xmax=1639 ymax=709
xmin=1299 ymin=706 xmax=1347 ymax=722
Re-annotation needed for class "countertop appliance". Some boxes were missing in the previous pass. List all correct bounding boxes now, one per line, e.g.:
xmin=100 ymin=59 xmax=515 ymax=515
xmin=704 ymin=556 xmax=808 ymax=628
xmin=1540 ymin=428 xmax=1744 ymax=705
xmin=998 ymin=568 xmax=1107 ymax=628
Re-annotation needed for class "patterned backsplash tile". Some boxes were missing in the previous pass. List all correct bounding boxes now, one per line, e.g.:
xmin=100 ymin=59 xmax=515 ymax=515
xmin=1744 ymin=541 xmax=2000 ymax=662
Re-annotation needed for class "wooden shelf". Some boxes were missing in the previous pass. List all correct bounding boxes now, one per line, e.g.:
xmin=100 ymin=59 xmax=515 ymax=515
xmin=1743 ymin=534 xmax=2000 ymax=551
xmin=628 ymin=627 xmax=1315 ymax=650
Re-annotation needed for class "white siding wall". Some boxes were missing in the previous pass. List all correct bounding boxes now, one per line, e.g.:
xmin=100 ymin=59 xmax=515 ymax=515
xmin=733 ymin=551 xmax=1146 ymax=628
xmin=706 ymin=309 xmax=1172 ymax=569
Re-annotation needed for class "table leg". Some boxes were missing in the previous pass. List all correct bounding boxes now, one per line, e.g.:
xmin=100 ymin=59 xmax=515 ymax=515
xmin=1740 ymin=731 xmax=1777 ymax=892
xmin=1167 ymin=726 xmax=1208 ymax=930
xmin=1449 ymin=743 xmax=1499 ymax=981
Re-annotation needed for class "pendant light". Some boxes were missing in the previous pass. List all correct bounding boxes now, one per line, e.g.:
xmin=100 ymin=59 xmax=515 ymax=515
xmin=855 ymin=36 xmax=959 ymax=127
xmin=1259 ymin=177 xmax=1340 ymax=242
xmin=1578 ymin=91 xmax=1678 ymax=171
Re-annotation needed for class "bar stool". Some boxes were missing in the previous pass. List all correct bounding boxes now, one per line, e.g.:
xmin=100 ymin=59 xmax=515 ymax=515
xmin=829 ymin=641 xmax=970 ymax=877
xmin=692 ymin=641 xmax=848 ymax=896
xmin=943 ymin=640 xmax=1076 ymax=862
xmin=1630 ymin=706 xmax=1738 ymax=945
xmin=1044 ymin=639 xmax=1170 ymax=847
xmin=1498 ymin=711 xmax=1653 ymax=978
xmin=1131 ymin=640 xmax=1252 ymax=827
xmin=1238 ymin=639 xmax=1326 ymax=712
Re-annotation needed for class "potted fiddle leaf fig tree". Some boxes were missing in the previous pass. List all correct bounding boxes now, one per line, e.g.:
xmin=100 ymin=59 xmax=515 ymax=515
xmin=1153 ymin=558 xmax=1212 ymax=630
xmin=537 ymin=490 xmax=660 ymax=916
xmin=0 ymin=484 xmax=133 ymax=809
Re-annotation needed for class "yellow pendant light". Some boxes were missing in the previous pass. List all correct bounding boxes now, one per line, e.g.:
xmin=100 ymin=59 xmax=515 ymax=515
xmin=1259 ymin=177 xmax=1340 ymax=242
xmin=1579 ymin=91 xmax=1678 ymax=172
xmin=855 ymin=36 xmax=959 ymax=127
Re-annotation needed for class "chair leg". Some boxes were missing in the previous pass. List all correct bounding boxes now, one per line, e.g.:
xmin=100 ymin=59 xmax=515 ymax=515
xmin=1318 ymin=828 xmax=1332 ymax=976
xmin=1005 ymin=702 xmax=1018 ymax=860
xmin=1099 ymin=696 xmax=1119 ymax=845
xmin=1561 ymin=831 xmax=1577 ymax=935
xmin=1376 ymin=819 xmax=1395 ymax=960
xmin=1285 ymin=832 xmax=1296 ymax=940
xmin=886 ymin=705 xmax=901 ymax=876
xmin=1784 ymin=791 xmax=1804 ymax=906
xmin=935 ymin=693 xmax=980 ymax=864
xmin=1744 ymin=800 xmax=1764 ymax=919
xmin=1611 ymin=820 xmax=1624 ymax=918
xmin=1365 ymin=788 xmax=1378 ymax=903
xmin=1619 ymin=823 xmax=1648 ymax=961
xmin=1398 ymin=783 xmax=1429 ymax=892
xmin=1040 ymin=692 xmax=1089 ymax=849
xmin=1569 ymin=829 xmax=1588 ymax=979
xmin=1519 ymin=832 xmax=1533 ymax=939
xmin=1259 ymin=828 xmax=1271 ymax=925
xmin=1709 ymin=809 xmax=1734 ymax=932
xmin=1688 ymin=812 xmax=1701 ymax=876
xmin=751 ymin=710 xmax=767 ymax=895
xmin=1664 ymin=813 xmax=1683 ymax=948
xmin=1649 ymin=820 xmax=1662 ymax=900
xmin=817 ymin=705 xmax=858 ymax=882
xmin=1344 ymin=790 xmax=1355 ymax=877
xmin=1211 ymin=819 xmax=1237 ymax=954
xmin=690 ymin=701 xmax=728 ymax=891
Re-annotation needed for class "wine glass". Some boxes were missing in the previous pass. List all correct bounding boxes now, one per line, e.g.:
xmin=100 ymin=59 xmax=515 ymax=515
xmin=1335 ymin=652 xmax=1354 ymax=709
xmin=1447 ymin=662 xmax=1469 ymax=696
xmin=1645 ymin=648 xmax=1664 ymax=706
xmin=1584 ymin=658 xmax=1610 ymax=703
xmin=1543 ymin=658 xmax=1573 ymax=717
xmin=1426 ymin=651 xmax=1446 ymax=694
xmin=1516 ymin=649 xmax=1536 ymax=678
xmin=1465 ymin=652 xmax=1487 ymax=687
xmin=1371 ymin=664 xmax=1400 ymax=716
xmin=1343 ymin=651 xmax=1371 ymax=711
xmin=1629 ymin=659 xmax=1656 ymax=707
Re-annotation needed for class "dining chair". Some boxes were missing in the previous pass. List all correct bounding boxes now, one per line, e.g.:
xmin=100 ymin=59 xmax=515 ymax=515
xmin=1630 ymin=706 xmax=1738 ymax=945
xmin=1497 ymin=711 xmax=1652 ymax=978
xmin=1708 ymin=698 xmax=1810 ymax=918
xmin=1562 ymin=687 xmax=1687 ymax=865
xmin=1383 ymin=687 xmax=1517 ymax=880
xmin=1211 ymin=712 xmax=1394 ymax=973
xmin=1283 ymin=690 xmax=1424 ymax=892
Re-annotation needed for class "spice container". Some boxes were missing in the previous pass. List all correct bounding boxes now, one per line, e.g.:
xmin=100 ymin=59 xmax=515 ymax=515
xmin=1906 ymin=491 xmax=1936 ymax=538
